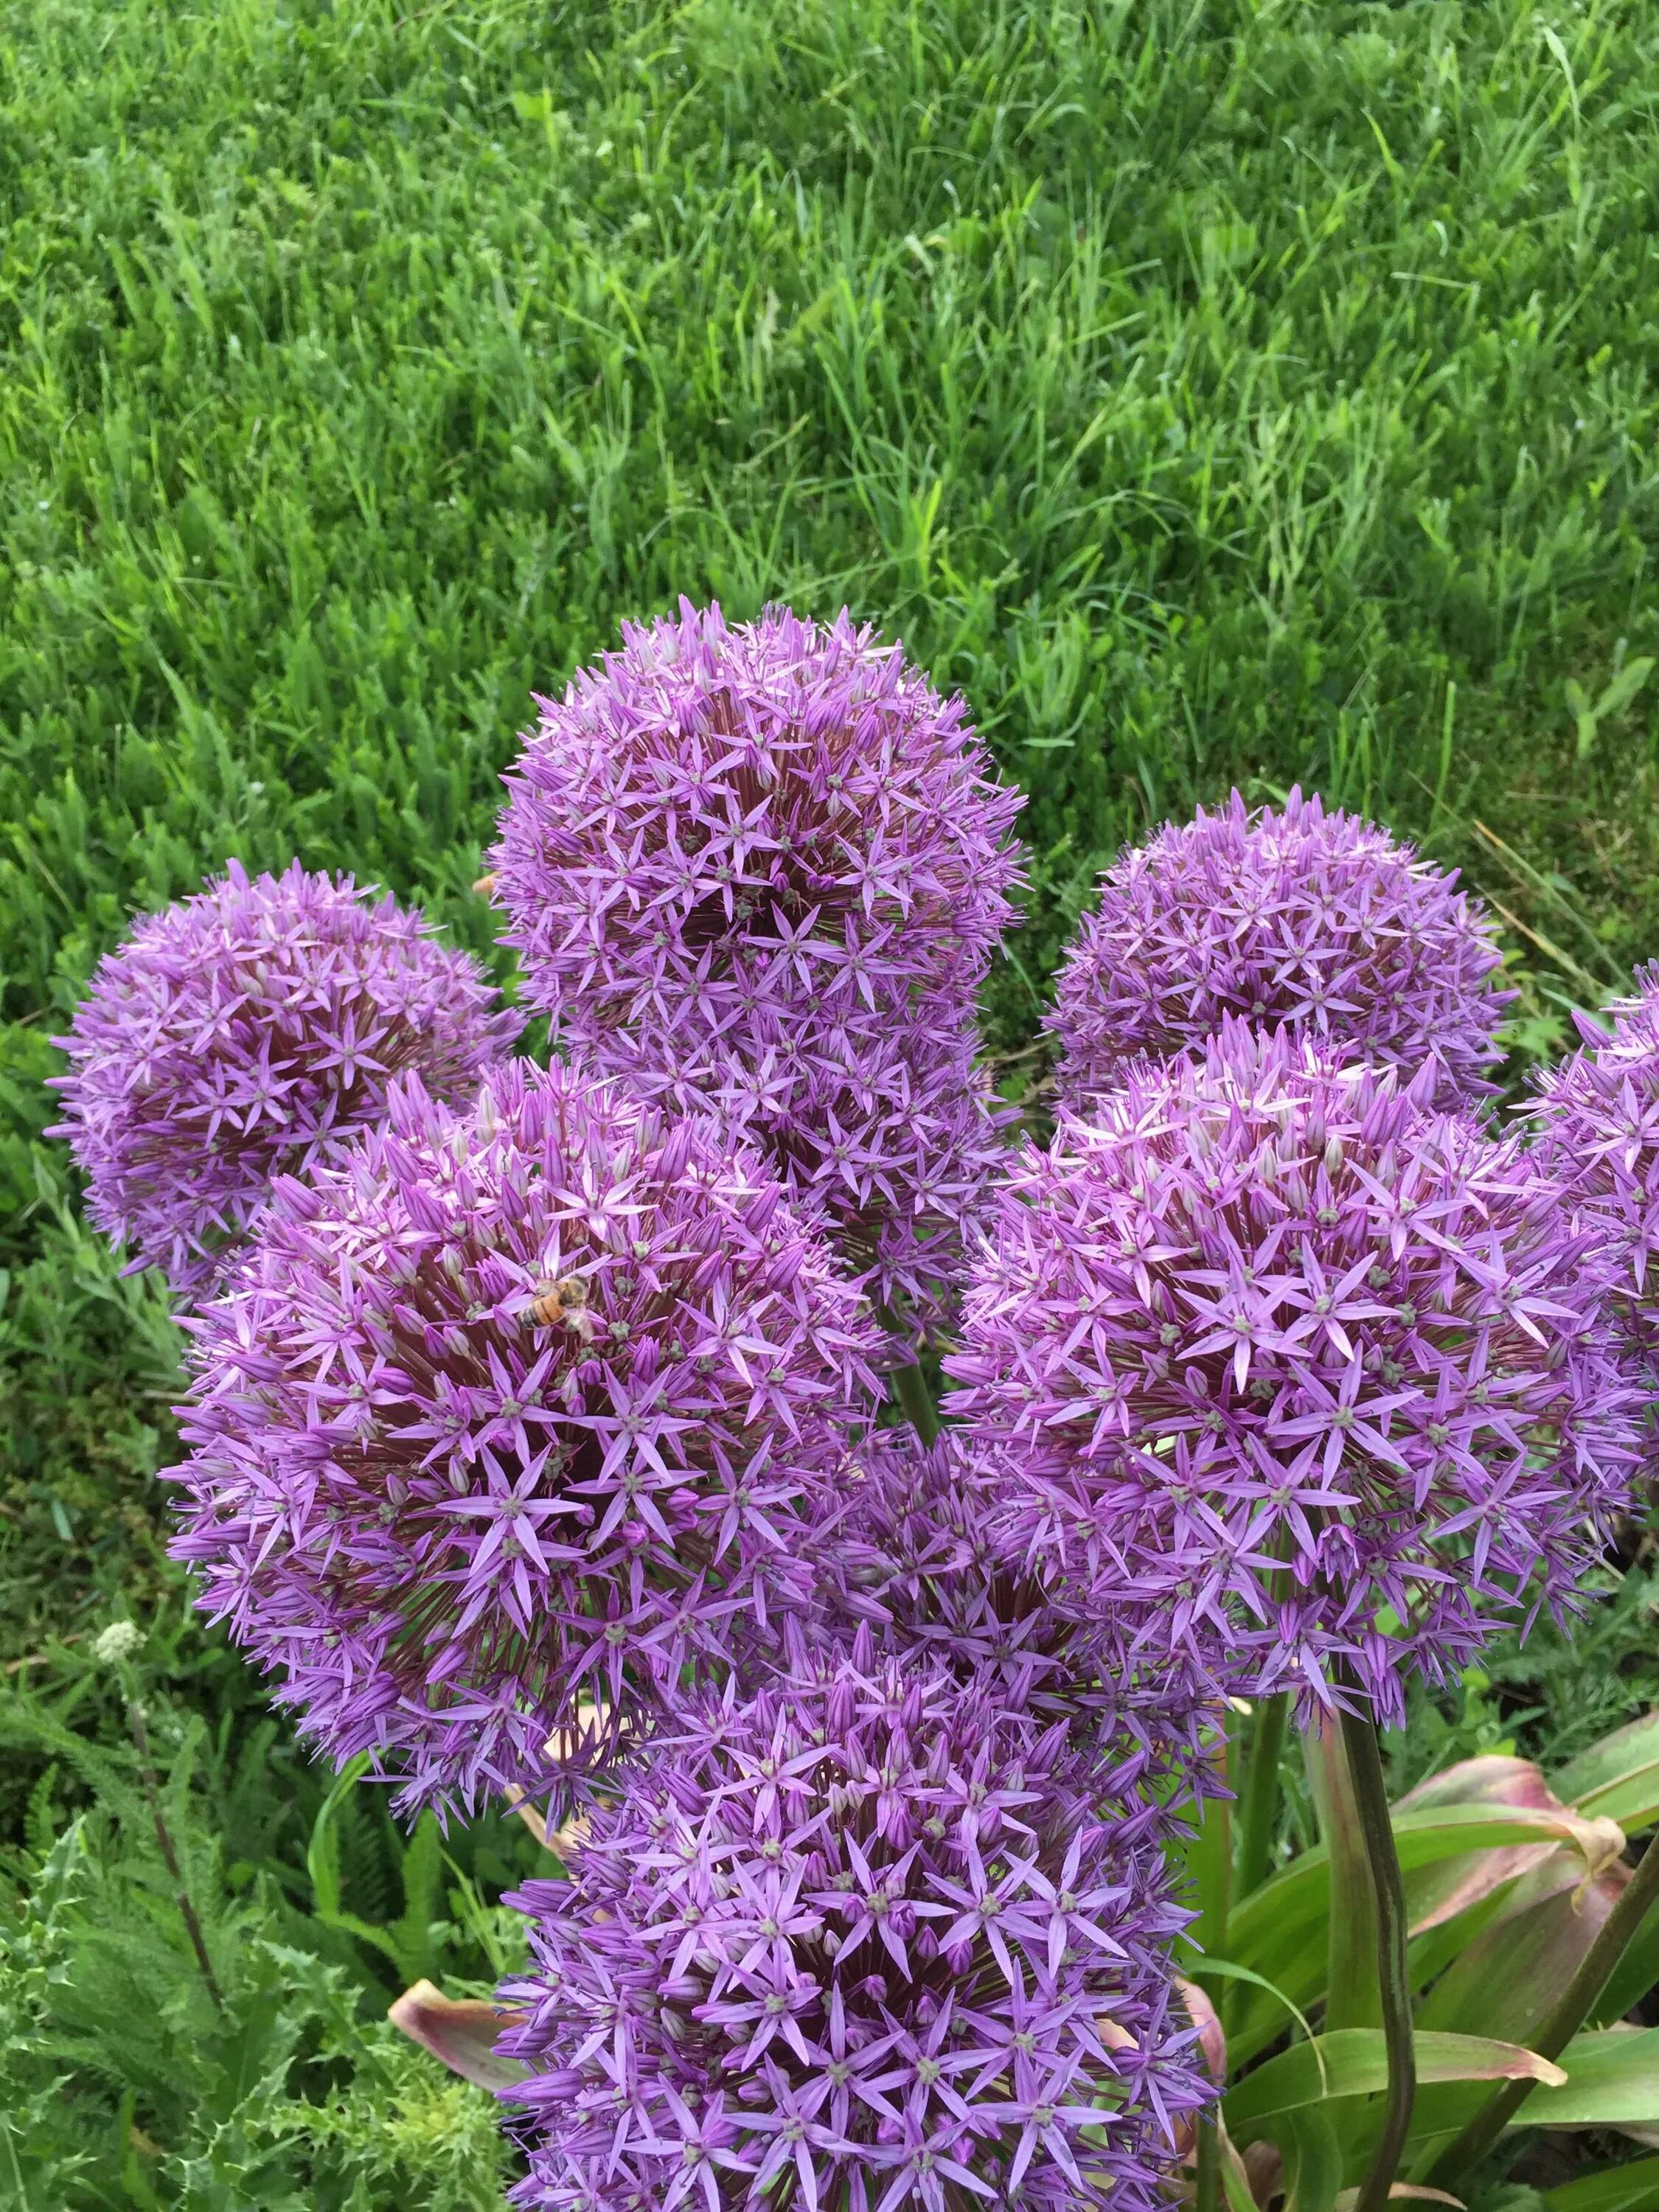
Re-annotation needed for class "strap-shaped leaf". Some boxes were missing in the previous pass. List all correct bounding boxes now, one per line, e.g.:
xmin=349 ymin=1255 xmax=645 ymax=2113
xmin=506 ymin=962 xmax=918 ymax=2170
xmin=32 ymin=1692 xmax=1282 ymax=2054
xmin=1397 ymin=1755 xmax=1571 ymax=1935
xmin=1234 ymin=1801 xmax=1624 ymax=1957
xmin=1223 ymin=2028 xmax=1565 ymax=2146
xmin=1333 ymin=2191 xmax=1461 ymax=2210
xmin=1280 ymin=2105 xmax=1343 ymax=2212
xmin=305 ymin=1750 xmax=372 ymax=1921
xmin=389 ymin=1978 xmax=528 ymax=2092
xmin=1590 ymin=1895 xmax=1659 ymax=2028
xmin=1523 ymin=2027 xmax=1659 ymax=2130
xmin=1553 ymin=1712 xmax=1659 ymax=1834
xmin=1542 ymin=2152 xmax=1659 ymax=2211
xmin=1225 ymin=1804 xmax=1619 ymax=2065
xmin=1218 ymin=2125 xmax=1259 ymax=2212
xmin=1186 ymin=1954 xmax=1326 ymax=2088
xmin=1416 ymin=1852 xmax=1630 ymax=2043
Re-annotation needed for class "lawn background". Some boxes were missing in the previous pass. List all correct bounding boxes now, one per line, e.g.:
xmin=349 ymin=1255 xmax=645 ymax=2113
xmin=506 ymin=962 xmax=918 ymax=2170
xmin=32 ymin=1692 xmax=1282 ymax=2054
xmin=4 ymin=0 xmax=1659 ymax=2202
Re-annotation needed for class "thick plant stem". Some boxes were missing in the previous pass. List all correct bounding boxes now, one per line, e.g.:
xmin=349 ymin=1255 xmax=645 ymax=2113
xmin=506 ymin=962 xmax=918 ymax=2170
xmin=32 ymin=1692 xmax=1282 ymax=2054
xmin=1235 ymin=1693 xmax=1288 ymax=1901
xmin=1191 ymin=1725 xmax=1233 ymax=2212
xmin=1189 ymin=1726 xmax=1234 ymax=1961
xmin=889 ymin=1357 xmax=940 ymax=1445
xmin=1430 ymin=1825 xmax=1659 ymax=2193
xmin=1338 ymin=1703 xmax=1414 ymax=2212
xmin=1306 ymin=1709 xmax=1379 ymax=2032
xmin=1194 ymin=2110 xmax=1221 ymax=2212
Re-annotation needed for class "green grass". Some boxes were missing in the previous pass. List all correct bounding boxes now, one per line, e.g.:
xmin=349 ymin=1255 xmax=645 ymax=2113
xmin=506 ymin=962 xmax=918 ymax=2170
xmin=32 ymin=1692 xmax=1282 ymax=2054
xmin=7 ymin=0 xmax=1659 ymax=1628
xmin=4 ymin=0 xmax=1659 ymax=2198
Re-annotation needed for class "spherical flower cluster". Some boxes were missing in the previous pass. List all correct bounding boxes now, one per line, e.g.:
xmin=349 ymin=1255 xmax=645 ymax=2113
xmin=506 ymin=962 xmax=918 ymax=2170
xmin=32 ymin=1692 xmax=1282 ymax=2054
xmin=1046 ymin=787 xmax=1511 ymax=1110
xmin=498 ymin=1648 xmax=1205 ymax=2212
xmin=809 ymin=1427 xmax=1214 ymax=1809
xmin=488 ymin=599 xmax=1026 ymax=1332
xmin=1530 ymin=967 xmax=1659 ymax=1371
xmin=167 ymin=1060 xmax=879 ymax=1818
xmin=947 ymin=1023 xmax=1637 ymax=1724
xmin=50 ymin=860 xmax=521 ymax=1298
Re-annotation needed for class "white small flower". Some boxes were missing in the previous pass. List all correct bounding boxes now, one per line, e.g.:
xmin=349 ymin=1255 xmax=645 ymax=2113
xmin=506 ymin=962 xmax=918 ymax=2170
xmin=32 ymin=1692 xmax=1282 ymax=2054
xmin=93 ymin=1620 xmax=143 ymax=1665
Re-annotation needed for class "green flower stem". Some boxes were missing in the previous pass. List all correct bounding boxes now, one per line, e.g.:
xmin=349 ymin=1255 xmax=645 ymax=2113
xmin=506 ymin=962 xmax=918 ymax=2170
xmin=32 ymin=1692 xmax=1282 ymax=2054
xmin=1306 ymin=1709 xmax=1380 ymax=2034
xmin=1430 ymin=1823 xmax=1659 ymax=2194
xmin=889 ymin=1357 xmax=940 ymax=1445
xmin=1338 ymin=1702 xmax=1415 ymax=2212
xmin=1225 ymin=1692 xmax=1290 ymax=2044
xmin=1235 ymin=1692 xmax=1289 ymax=1901
xmin=1189 ymin=1726 xmax=1234 ymax=1962
xmin=1194 ymin=2110 xmax=1222 ymax=2212
xmin=1191 ymin=1722 xmax=1234 ymax=2177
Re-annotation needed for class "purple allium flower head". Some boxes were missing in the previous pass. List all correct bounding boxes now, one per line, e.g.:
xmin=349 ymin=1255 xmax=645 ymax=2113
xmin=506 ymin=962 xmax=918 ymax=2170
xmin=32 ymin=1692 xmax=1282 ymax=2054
xmin=487 ymin=600 xmax=1026 ymax=1332
xmin=947 ymin=1021 xmax=1637 ymax=1724
xmin=1046 ymin=787 xmax=1512 ymax=1110
xmin=498 ymin=1646 xmax=1205 ymax=2212
xmin=167 ymin=1059 xmax=880 ymax=1818
xmin=808 ymin=1427 xmax=1215 ymax=1814
xmin=1529 ymin=967 xmax=1659 ymax=1372
xmin=50 ymin=860 xmax=521 ymax=1298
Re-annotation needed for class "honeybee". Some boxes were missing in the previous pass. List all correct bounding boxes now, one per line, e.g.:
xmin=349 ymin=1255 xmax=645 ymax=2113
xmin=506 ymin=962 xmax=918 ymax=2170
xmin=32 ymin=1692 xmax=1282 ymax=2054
xmin=473 ymin=872 xmax=498 ymax=896
xmin=528 ymin=1273 xmax=595 ymax=1345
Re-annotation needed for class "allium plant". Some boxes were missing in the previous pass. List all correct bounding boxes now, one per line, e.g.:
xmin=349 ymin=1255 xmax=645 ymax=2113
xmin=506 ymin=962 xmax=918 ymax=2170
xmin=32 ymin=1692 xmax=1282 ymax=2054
xmin=1529 ymin=965 xmax=1659 ymax=1374
xmin=1046 ymin=787 xmax=1511 ymax=1110
xmin=498 ymin=1646 xmax=1206 ymax=2212
xmin=947 ymin=1021 xmax=1637 ymax=1725
xmin=50 ymin=860 xmax=520 ymax=1298
xmin=488 ymin=599 xmax=1024 ymax=1332
xmin=168 ymin=1059 xmax=879 ymax=1817
xmin=810 ymin=1427 xmax=1214 ymax=1811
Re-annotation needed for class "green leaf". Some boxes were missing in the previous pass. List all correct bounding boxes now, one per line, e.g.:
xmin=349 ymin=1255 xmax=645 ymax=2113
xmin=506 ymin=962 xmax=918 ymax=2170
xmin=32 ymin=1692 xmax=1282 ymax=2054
xmin=1186 ymin=1955 xmax=1327 ymax=2084
xmin=1562 ymin=653 xmax=1652 ymax=762
xmin=1224 ymin=1803 xmax=1611 ymax=2063
xmin=1396 ymin=1756 xmax=1566 ymax=1935
xmin=1307 ymin=1714 xmax=1379 ymax=2033
xmin=1391 ymin=1803 xmax=1616 ymax=1865
xmin=388 ymin=1811 xmax=445 ymax=1987
xmin=302 ymin=1752 xmax=411 ymax=1967
xmin=1280 ymin=2105 xmax=1343 ymax=2212
xmin=1590 ymin=1893 xmax=1659 ymax=2027
xmin=305 ymin=1752 xmax=372 ymax=1922
xmin=1523 ymin=2026 xmax=1659 ymax=2129
xmin=1543 ymin=2153 xmax=1659 ymax=2212
xmin=1220 ymin=2138 xmax=1259 ymax=2212
xmin=1416 ymin=1855 xmax=1625 ymax=2044
xmin=1596 ymin=655 xmax=1656 ymax=723
xmin=1566 ymin=677 xmax=1599 ymax=759
xmin=1188 ymin=1780 xmax=1234 ymax=1958
xmin=115 ymin=2085 xmax=163 ymax=2211
xmin=1221 ymin=1848 xmax=1334 ymax=2054
xmin=1553 ymin=1710 xmax=1659 ymax=1833
xmin=1405 ymin=2037 xmax=1659 ymax=2177
xmin=1223 ymin=2030 xmax=1566 ymax=2146
xmin=316 ymin=1904 xmax=407 ymax=1971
